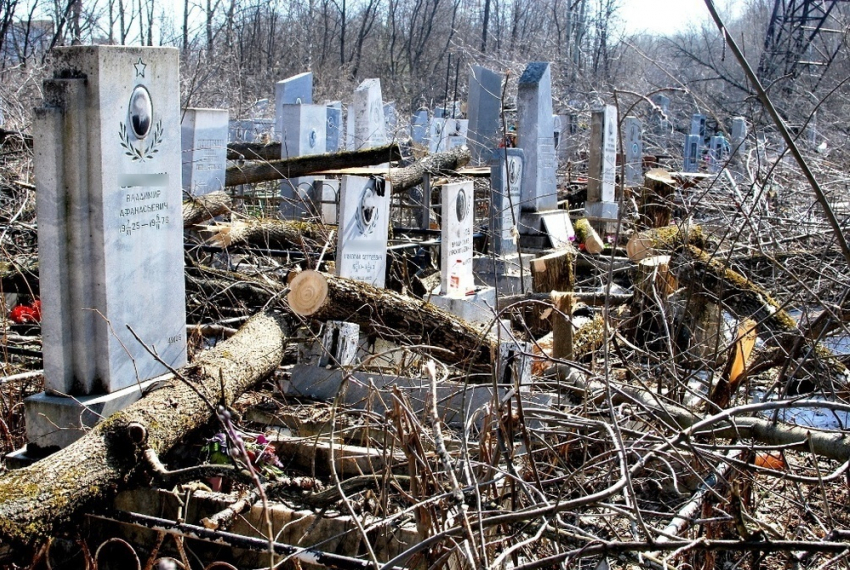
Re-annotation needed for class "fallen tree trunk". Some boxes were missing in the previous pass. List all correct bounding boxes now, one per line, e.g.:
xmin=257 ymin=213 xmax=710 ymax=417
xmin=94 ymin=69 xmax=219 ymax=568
xmin=202 ymin=219 xmax=334 ymax=254
xmin=386 ymin=146 xmax=471 ymax=193
xmin=225 ymin=144 xmax=402 ymax=187
xmin=188 ymin=267 xmax=498 ymax=371
xmin=0 ymin=312 xmax=288 ymax=552
xmin=183 ymin=191 xmax=232 ymax=228
xmin=227 ymin=141 xmax=283 ymax=161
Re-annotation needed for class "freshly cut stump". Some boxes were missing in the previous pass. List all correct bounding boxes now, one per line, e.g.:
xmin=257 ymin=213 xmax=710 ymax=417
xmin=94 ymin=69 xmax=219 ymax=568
xmin=288 ymin=270 xmax=329 ymax=316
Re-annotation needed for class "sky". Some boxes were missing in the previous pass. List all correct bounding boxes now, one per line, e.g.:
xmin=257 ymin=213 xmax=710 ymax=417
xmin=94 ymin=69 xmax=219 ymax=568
xmin=617 ymin=0 xmax=730 ymax=35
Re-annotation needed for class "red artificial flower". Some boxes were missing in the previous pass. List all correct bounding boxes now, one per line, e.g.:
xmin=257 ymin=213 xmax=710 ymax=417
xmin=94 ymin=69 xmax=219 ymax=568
xmin=9 ymin=305 xmax=37 ymax=324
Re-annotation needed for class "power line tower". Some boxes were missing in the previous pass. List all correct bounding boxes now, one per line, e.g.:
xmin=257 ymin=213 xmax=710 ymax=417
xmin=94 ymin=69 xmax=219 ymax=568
xmin=757 ymin=0 xmax=848 ymax=86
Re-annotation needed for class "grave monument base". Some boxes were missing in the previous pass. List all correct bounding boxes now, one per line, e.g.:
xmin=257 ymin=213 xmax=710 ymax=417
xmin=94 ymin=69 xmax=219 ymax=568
xmin=519 ymin=210 xmax=575 ymax=249
xmin=473 ymin=254 xmax=534 ymax=296
xmin=584 ymin=201 xmax=619 ymax=222
xmin=429 ymin=286 xmax=497 ymax=326
xmin=23 ymin=376 xmax=168 ymax=450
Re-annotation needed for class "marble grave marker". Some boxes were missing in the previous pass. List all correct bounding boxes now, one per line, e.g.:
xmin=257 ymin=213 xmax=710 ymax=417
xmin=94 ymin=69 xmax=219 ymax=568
xmin=181 ymin=108 xmax=228 ymax=196
xmin=440 ymin=180 xmax=475 ymax=295
xmin=516 ymin=62 xmax=557 ymax=212
xmin=336 ymin=176 xmax=391 ymax=287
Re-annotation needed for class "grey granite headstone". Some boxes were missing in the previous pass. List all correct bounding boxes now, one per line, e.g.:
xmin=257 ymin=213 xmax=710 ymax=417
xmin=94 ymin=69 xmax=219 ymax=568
xmin=516 ymin=62 xmax=557 ymax=212
xmin=351 ymin=79 xmax=387 ymax=150
xmin=623 ymin=116 xmax=643 ymax=186
xmin=34 ymin=46 xmax=186 ymax=396
xmin=326 ymin=102 xmax=342 ymax=153
xmin=466 ymin=65 xmax=503 ymax=165
xmin=181 ymin=108 xmax=228 ymax=196
xmin=336 ymin=176 xmax=390 ymax=287
xmin=683 ymin=133 xmax=701 ymax=172
xmin=489 ymin=149 xmax=523 ymax=256
xmin=708 ymin=134 xmax=730 ymax=173
xmin=498 ymin=342 xmax=532 ymax=390
xmin=440 ymin=181 xmax=475 ymax=295
xmin=730 ymin=117 xmax=748 ymax=175
xmin=278 ymin=103 xmax=327 ymax=218
xmin=411 ymin=110 xmax=429 ymax=144
xmin=313 ymin=178 xmax=339 ymax=224
xmin=690 ymin=113 xmax=706 ymax=138
xmin=275 ymin=71 xmax=313 ymax=106
xmin=587 ymin=105 xmax=618 ymax=204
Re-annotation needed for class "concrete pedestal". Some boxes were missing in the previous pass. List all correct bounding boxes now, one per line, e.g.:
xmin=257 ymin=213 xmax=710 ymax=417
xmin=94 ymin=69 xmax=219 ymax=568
xmin=473 ymin=254 xmax=534 ymax=296
xmin=429 ymin=286 xmax=497 ymax=326
xmin=23 ymin=376 xmax=167 ymax=451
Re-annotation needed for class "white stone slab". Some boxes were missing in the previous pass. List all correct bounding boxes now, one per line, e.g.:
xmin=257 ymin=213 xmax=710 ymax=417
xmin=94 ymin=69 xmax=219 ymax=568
xmin=34 ymin=46 xmax=186 ymax=395
xmin=351 ymin=78 xmax=387 ymax=150
xmin=336 ymin=176 xmax=391 ymax=287
xmin=181 ymin=108 xmax=228 ymax=196
xmin=440 ymin=181 xmax=475 ymax=295
xmin=275 ymin=71 xmax=313 ymax=106
xmin=587 ymin=104 xmax=618 ymax=204
xmin=444 ymin=118 xmax=468 ymax=150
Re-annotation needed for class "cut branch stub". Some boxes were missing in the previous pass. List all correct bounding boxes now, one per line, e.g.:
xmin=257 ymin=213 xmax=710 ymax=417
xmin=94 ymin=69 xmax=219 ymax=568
xmin=287 ymin=270 xmax=329 ymax=316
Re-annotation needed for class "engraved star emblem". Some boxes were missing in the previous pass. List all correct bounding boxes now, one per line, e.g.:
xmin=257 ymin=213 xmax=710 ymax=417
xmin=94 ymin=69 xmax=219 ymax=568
xmin=134 ymin=57 xmax=147 ymax=78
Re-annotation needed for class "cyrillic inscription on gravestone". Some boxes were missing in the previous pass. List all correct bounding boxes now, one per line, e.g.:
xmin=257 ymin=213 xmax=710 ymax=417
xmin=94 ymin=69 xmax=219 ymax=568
xmin=440 ymin=181 xmax=475 ymax=295
xmin=336 ymin=176 xmax=391 ymax=287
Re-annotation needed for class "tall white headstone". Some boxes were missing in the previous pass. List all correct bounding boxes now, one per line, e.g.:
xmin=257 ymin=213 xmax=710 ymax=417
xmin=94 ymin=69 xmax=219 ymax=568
xmin=489 ymin=149 xmax=524 ymax=256
xmin=181 ymin=108 xmax=228 ymax=196
xmin=586 ymin=105 xmax=618 ymax=221
xmin=352 ymin=79 xmax=387 ymax=150
xmin=516 ymin=62 xmax=557 ymax=212
xmin=440 ymin=181 xmax=475 ymax=295
xmin=278 ymin=103 xmax=327 ymax=218
xmin=466 ymin=65 xmax=503 ymax=165
xmin=623 ymin=116 xmax=643 ymax=187
xmin=34 ymin=46 xmax=186 ymax=396
xmin=336 ymin=176 xmax=391 ymax=288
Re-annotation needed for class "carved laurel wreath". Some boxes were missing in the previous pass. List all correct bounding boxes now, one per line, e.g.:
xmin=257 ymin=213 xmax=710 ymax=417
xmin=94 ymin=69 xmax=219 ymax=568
xmin=119 ymin=120 xmax=164 ymax=162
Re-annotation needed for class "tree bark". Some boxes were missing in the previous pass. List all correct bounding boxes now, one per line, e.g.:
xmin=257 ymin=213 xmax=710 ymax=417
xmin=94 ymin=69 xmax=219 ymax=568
xmin=638 ymin=169 xmax=677 ymax=229
xmin=183 ymin=191 xmax=232 ymax=228
xmin=225 ymin=144 xmax=402 ymax=187
xmin=0 ymin=312 xmax=288 ymax=552
xmin=531 ymin=248 xmax=576 ymax=293
xmin=203 ymin=219 xmax=334 ymax=255
xmin=385 ymin=146 xmax=471 ymax=193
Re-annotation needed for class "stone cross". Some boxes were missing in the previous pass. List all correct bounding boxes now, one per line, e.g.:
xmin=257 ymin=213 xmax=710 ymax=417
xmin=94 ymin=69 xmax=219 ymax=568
xmin=336 ymin=176 xmax=391 ymax=287
xmin=623 ymin=116 xmax=643 ymax=187
xmin=181 ymin=108 xmax=228 ymax=196
xmin=440 ymin=180 xmax=475 ymax=295
xmin=516 ymin=62 xmax=557 ymax=212
xmin=489 ymin=149 xmax=524 ymax=256
xmin=466 ymin=65 xmax=503 ymax=165
xmin=34 ymin=46 xmax=186 ymax=396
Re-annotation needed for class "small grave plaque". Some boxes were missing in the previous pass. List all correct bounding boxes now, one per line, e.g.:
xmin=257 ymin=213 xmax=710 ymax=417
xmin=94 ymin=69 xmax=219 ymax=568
xmin=440 ymin=181 xmax=475 ymax=295
xmin=336 ymin=176 xmax=391 ymax=287
xmin=181 ymin=108 xmax=228 ymax=196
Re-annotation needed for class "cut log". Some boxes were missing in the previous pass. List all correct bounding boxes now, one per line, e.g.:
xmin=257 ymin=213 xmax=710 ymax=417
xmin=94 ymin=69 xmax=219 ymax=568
xmin=287 ymin=270 xmax=329 ymax=316
xmin=225 ymin=143 xmax=402 ymax=187
xmin=0 ymin=312 xmax=288 ymax=552
xmin=638 ymin=169 xmax=677 ymax=229
xmin=626 ymin=224 xmax=706 ymax=262
xmin=551 ymin=292 xmax=574 ymax=360
xmin=573 ymin=219 xmax=605 ymax=254
xmin=386 ymin=146 xmax=471 ymax=193
xmin=226 ymin=141 xmax=282 ymax=161
xmin=202 ymin=219 xmax=333 ymax=254
xmin=531 ymin=248 xmax=576 ymax=293
xmin=183 ymin=191 xmax=232 ymax=228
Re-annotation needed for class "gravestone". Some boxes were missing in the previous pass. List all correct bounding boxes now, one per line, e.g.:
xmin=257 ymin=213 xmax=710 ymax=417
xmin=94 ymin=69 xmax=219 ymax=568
xmin=228 ymin=118 xmax=274 ymax=143
xmin=181 ymin=108 xmax=228 ymax=196
xmin=466 ymin=65 xmax=503 ymax=165
xmin=708 ymin=134 xmax=730 ymax=173
xmin=552 ymin=114 xmax=562 ymax=161
xmin=30 ymin=46 xmax=186 ymax=448
xmin=351 ymin=78 xmax=387 ymax=151
xmin=430 ymin=180 xmax=497 ymax=324
xmin=312 ymin=178 xmax=339 ymax=225
xmin=326 ymin=101 xmax=342 ymax=153
xmin=730 ymin=117 xmax=748 ymax=175
xmin=690 ymin=113 xmax=706 ymax=138
xmin=473 ymin=149 xmax=532 ymax=295
xmin=275 ymin=71 xmax=313 ymax=106
xmin=439 ymin=181 xmax=475 ymax=296
xmin=336 ymin=176 xmax=391 ymax=287
xmin=683 ymin=133 xmax=701 ymax=172
xmin=383 ymin=101 xmax=398 ymax=138
xmin=428 ymin=117 xmax=447 ymax=153
xmin=346 ymin=104 xmax=355 ymax=150
xmin=516 ymin=62 xmax=557 ymax=212
xmin=623 ymin=116 xmax=643 ymax=187
xmin=411 ymin=110 xmax=429 ymax=144
xmin=585 ymin=105 xmax=619 ymax=222
xmin=278 ymin=103 xmax=327 ymax=218
xmin=444 ymin=117 xmax=468 ymax=149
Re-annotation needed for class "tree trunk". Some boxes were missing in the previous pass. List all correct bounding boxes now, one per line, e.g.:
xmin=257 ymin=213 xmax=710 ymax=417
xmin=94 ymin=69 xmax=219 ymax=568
xmin=638 ymin=169 xmax=677 ymax=229
xmin=386 ymin=146 xmax=471 ymax=193
xmin=183 ymin=190 xmax=232 ymax=228
xmin=0 ymin=312 xmax=288 ymax=552
xmin=203 ymin=219 xmax=334 ymax=255
xmin=531 ymin=248 xmax=576 ymax=293
xmin=225 ymin=143 xmax=402 ymax=187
